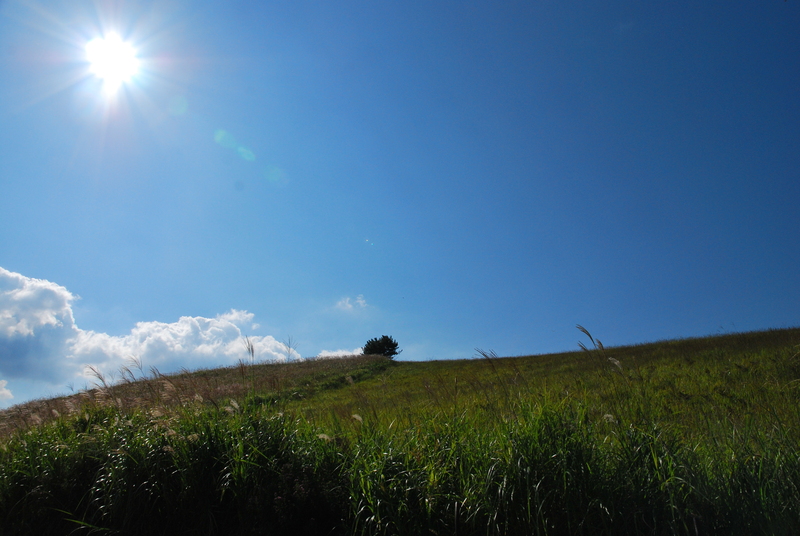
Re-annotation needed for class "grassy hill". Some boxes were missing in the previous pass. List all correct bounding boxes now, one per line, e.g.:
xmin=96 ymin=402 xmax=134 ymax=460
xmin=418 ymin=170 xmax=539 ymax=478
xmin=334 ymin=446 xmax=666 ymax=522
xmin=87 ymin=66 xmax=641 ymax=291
xmin=1 ymin=327 xmax=799 ymax=535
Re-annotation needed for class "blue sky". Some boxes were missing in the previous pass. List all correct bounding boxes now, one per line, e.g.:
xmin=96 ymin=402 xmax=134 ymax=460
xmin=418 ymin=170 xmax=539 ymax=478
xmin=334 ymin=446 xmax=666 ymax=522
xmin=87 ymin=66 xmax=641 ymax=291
xmin=1 ymin=0 xmax=798 ymax=408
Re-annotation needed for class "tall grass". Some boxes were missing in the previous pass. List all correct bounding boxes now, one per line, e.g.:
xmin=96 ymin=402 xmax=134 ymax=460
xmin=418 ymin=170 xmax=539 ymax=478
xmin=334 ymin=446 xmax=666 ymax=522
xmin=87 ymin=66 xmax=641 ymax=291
xmin=0 ymin=328 xmax=799 ymax=535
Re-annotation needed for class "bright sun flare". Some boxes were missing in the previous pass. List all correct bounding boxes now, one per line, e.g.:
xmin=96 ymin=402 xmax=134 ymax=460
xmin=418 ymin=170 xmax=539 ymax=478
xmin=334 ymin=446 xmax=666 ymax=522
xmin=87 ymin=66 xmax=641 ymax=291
xmin=85 ymin=33 xmax=139 ymax=93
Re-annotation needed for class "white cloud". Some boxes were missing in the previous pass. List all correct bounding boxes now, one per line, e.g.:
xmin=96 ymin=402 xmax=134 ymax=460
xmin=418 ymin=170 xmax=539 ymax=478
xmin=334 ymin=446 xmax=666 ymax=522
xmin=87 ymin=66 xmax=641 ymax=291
xmin=70 ymin=310 xmax=292 ymax=377
xmin=0 ymin=267 xmax=77 ymax=337
xmin=0 ymin=267 xmax=77 ymax=381
xmin=336 ymin=294 xmax=367 ymax=311
xmin=317 ymin=347 xmax=364 ymax=358
xmin=0 ymin=266 xmax=299 ymax=404
xmin=0 ymin=380 xmax=12 ymax=400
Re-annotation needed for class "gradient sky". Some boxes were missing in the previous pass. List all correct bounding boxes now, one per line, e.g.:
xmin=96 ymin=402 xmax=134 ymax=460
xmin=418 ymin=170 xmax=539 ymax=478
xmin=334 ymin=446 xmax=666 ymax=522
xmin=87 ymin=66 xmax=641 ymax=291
xmin=1 ymin=0 xmax=798 ymax=408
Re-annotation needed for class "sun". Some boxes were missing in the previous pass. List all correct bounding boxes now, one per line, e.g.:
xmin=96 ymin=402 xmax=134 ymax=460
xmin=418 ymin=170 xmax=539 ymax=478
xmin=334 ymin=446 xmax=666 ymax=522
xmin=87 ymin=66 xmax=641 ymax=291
xmin=85 ymin=33 xmax=140 ymax=93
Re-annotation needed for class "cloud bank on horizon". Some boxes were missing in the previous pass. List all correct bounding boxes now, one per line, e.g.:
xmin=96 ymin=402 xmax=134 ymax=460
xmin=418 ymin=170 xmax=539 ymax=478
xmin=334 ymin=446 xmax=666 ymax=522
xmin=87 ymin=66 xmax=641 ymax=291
xmin=0 ymin=267 xmax=303 ymax=407
xmin=317 ymin=347 xmax=364 ymax=358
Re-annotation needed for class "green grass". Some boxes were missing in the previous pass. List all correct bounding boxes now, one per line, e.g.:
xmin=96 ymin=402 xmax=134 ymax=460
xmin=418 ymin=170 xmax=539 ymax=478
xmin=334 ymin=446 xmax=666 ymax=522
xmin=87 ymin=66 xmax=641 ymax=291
xmin=1 ymin=327 xmax=799 ymax=535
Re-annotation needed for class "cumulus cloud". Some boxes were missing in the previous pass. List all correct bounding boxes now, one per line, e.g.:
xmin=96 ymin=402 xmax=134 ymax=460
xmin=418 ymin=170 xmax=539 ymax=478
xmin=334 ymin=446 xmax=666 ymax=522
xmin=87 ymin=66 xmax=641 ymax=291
xmin=0 ymin=268 xmax=77 ymax=337
xmin=0 ymin=267 xmax=77 ymax=380
xmin=70 ymin=310 xmax=292 ymax=376
xmin=336 ymin=294 xmax=367 ymax=311
xmin=0 ymin=267 xmax=297 ymax=405
xmin=317 ymin=347 xmax=364 ymax=358
xmin=0 ymin=380 xmax=12 ymax=400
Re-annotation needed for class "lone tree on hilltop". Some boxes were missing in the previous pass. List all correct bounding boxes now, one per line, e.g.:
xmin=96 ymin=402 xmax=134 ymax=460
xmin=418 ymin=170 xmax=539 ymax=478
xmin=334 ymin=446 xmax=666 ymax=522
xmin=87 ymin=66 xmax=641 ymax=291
xmin=363 ymin=335 xmax=401 ymax=359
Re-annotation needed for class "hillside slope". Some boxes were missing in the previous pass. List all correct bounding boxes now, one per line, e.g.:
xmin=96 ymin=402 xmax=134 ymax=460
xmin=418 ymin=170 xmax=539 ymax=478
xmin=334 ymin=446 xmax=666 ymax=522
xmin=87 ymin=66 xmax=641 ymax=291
xmin=1 ymin=327 xmax=798 ymax=535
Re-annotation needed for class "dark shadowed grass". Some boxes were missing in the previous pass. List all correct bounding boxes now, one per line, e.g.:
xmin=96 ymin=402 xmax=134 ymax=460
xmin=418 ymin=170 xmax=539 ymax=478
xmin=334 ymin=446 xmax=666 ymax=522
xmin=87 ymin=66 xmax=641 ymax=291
xmin=0 ymin=327 xmax=799 ymax=535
